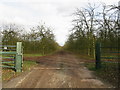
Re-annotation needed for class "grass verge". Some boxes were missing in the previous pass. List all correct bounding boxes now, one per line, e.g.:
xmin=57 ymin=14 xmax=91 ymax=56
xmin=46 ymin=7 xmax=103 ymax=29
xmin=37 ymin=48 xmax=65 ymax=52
xmin=72 ymin=53 xmax=120 ymax=88
xmin=75 ymin=53 xmax=94 ymax=60
xmin=85 ymin=62 xmax=119 ymax=88
xmin=24 ymin=53 xmax=43 ymax=57
xmin=2 ymin=60 xmax=37 ymax=82
xmin=72 ymin=51 xmax=119 ymax=88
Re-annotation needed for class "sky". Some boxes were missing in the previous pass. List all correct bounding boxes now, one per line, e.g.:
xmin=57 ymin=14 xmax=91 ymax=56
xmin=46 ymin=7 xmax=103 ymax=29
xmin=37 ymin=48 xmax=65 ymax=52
xmin=0 ymin=0 xmax=119 ymax=46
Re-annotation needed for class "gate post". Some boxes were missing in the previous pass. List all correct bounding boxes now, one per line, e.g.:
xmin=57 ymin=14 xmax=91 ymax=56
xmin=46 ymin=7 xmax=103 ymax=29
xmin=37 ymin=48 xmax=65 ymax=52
xmin=15 ymin=42 xmax=23 ymax=72
xmin=95 ymin=42 xmax=101 ymax=69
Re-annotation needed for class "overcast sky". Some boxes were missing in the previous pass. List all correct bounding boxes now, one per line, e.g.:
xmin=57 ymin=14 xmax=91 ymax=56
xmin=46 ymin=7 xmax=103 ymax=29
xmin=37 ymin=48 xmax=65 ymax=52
xmin=0 ymin=0 xmax=119 ymax=46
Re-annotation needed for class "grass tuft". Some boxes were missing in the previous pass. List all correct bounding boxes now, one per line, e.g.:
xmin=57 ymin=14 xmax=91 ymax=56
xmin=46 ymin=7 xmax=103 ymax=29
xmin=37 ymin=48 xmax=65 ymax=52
xmin=85 ymin=62 xmax=119 ymax=88
xmin=2 ymin=60 xmax=37 ymax=82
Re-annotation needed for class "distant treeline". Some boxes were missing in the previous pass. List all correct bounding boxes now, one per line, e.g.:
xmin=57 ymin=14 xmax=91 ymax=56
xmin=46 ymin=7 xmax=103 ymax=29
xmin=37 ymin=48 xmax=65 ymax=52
xmin=64 ymin=3 xmax=120 ymax=57
xmin=1 ymin=23 xmax=60 ymax=54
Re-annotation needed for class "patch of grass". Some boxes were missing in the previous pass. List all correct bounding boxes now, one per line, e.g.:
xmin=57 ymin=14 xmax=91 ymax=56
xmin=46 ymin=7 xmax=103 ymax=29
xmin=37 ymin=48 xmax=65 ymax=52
xmin=22 ymin=61 xmax=37 ymax=71
xmin=76 ymin=54 xmax=94 ymax=60
xmin=23 ymin=53 xmax=43 ymax=57
xmin=85 ymin=63 xmax=96 ymax=70
xmin=2 ymin=69 xmax=21 ymax=81
xmin=85 ymin=62 xmax=119 ymax=88
xmin=2 ymin=60 xmax=37 ymax=82
xmin=65 ymin=50 xmax=95 ymax=60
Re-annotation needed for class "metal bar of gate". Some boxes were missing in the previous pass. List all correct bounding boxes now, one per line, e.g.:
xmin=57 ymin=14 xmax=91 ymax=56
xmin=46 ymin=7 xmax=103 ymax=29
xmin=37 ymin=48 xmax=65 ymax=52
xmin=0 ymin=52 xmax=17 ymax=54
xmin=0 ymin=45 xmax=16 ymax=47
xmin=0 ymin=65 xmax=15 ymax=68
xmin=0 ymin=61 xmax=14 ymax=64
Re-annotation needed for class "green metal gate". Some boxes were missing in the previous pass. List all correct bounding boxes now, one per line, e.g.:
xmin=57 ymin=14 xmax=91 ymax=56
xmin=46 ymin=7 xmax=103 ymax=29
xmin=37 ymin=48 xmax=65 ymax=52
xmin=95 ymin=42 xmax=120 ymax=69
xmin=0 ymin=42 xmax=23 ymax=72
xmin=95 ymin=42 xmax=120 ymax=88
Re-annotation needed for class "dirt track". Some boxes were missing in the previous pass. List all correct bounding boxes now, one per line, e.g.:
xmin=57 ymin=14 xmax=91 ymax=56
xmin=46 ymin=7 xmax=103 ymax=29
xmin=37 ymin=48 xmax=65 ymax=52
xmin=3 ymin=52 xmax=111 ymax=88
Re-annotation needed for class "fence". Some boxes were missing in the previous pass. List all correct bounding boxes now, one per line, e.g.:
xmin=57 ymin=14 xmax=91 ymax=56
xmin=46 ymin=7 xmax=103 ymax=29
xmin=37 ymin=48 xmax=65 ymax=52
xmin=95 ymin=42 xmax=120 ymax=69
xmin=0 ymin=42 xmax=23 ymax=72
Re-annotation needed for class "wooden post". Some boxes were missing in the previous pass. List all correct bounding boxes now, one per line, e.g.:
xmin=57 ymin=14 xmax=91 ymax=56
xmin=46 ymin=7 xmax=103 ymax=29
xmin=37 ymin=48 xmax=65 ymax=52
xmin=15 ymin=42 xmax=23 ymax=72
xmin=95 ymin=42 xmax=101 ymax=69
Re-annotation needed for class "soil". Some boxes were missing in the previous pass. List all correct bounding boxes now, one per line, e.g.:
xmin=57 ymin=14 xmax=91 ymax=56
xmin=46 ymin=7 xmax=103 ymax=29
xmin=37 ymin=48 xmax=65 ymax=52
xmin=3 ymin=52 xmax=111 ymax=88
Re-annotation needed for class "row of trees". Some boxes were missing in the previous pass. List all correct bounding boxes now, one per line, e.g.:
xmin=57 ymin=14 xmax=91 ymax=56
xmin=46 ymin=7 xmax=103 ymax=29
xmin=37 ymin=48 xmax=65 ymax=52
xmin=1 ymin=23 xmax=59 ymax=54
xmin=64 ymin=3 xmax=120 ymax=57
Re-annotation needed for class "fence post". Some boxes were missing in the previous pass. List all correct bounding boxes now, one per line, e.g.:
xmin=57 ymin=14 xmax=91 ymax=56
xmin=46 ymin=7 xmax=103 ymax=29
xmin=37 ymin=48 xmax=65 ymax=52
xmin=95 ymin=42 xmax=101 ymax=69
xmin=15 ymin=42 xmax=23 ymax=72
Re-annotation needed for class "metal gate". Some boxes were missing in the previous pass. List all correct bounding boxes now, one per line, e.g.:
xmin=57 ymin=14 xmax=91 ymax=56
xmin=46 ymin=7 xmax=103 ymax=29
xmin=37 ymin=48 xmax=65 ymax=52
xmin=0 ymin=42 xmax=23 ymax=72
xmin=95 ymin=42 xmax=119 ymax=69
